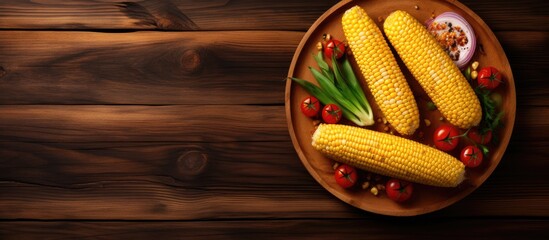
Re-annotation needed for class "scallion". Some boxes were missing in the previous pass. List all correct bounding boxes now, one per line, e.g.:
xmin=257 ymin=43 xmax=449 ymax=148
xmin=291 ymin=52 xmax=374 ymax=126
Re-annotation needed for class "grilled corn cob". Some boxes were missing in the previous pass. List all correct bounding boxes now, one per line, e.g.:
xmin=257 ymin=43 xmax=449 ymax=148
xmin=342 ymin=6 xmax=419 ymax=135
xmin=383 ymin=10 xmax=482 ymax=129
xmin=312 ymin=124 xmax=465 ymax=187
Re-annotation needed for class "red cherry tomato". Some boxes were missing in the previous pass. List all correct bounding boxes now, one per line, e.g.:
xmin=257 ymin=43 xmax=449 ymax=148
xmin=334 ymin=164 xmax=358 ymax=189
xmin=324 ymin=39 xmax=346 ymax=59
xmin=433 ymin=125 xmax=460 ymax=151
xmin=477 ymin=66 xmax=502 ymax=90
xmin=300 ymin=96 xmax=321 ymax=118
xmin=467 ymin=128 xmax=492 ymax=145
xmin=460 ymin=145 xmax=483 ymax=168
xmin=385 ymin=179 xmax=413 ymax=202
xmin=322 ymin=104 xmax=342 ymax=124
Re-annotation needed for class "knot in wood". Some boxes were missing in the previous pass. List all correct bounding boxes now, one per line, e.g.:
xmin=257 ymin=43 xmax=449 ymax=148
xmin=0 ymin=66 xmax=5 ymax=78
xmin=181 ymin=49 xmax=202 ymax=74
xmin=177 ymin=150 xmax=208 ymax=178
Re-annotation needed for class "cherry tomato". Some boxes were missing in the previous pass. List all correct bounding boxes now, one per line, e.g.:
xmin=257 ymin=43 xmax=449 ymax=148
xmin=460 ymin=145 xmax=483 ymax=168
xmin=385 ymin=179 xmax=413 ymax=202
xmin=322 ymin=104 xmax=342 ymax=124
xmin=334 ymin=164 xmax=358 ymax=189
xmin=477 ymin=66 xmax=502 ymax=90
xmin=324 ymin=39 xmax=346 ymax=59
xmin=433 ymin=125 xmax=460 ymax=151
xmin=300 ymin=96 xmax=321 ymax=118
xmin=467 ymin=127 xmax=492 ymax=145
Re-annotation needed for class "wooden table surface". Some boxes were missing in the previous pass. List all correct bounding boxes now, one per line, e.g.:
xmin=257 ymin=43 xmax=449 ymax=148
xmin=0 ymin=0 xmax=547 ymax=239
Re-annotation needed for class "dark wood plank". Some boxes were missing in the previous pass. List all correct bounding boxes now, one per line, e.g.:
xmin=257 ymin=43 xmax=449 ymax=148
xmin=0 ymin=105 xmax=547 ymax=219
xmin=0 ymin=31 xmax=303 ymax=105
xmin=0 ymin=141 xmax=547 ymax=219
xmin=0 ymin=141 xmax=312 ymax=187
xmin=0 ymin=104 xmax=546 ymax=143
xmin=0 ymin=0 xmax=338 ymax=31
xmin=0 ymin=0 xmax=545 ymax=31
xmin=462 ymin=0 xmax=549 ymax=31
xmin=0 ymin=140 xmax=343 ymax=220
xmin=1 ymin=219 xmax=548 ymax=239
xmin=0 ymin=31 xmax=546 ymax=105
xmin=0 ymin=105 xmax=289 ymax=143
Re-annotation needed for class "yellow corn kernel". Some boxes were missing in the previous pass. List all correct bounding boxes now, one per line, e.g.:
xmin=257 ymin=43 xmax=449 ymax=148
xmin=383 ymin=10 xmax=482 ymax=129
xmin=312 ymin=124 xmax=465 ymax=187
xmin=342 ymin=6 xmax=419 ymax=135
xmin=472 ymin=61 xmax=480 ymax=70
xmin=471 ymin=70 xmax=478 ymax=80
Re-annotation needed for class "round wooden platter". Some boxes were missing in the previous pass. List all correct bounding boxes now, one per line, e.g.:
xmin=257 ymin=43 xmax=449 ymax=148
xmin=285 ymin=0 xmax=516 ymax=216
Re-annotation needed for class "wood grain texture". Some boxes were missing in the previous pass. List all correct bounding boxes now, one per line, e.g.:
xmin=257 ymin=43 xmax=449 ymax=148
xmin=495 ymin=31 xmax=549 ymax=107
xmin=0 ymin=105 xmax=547 ymax=219
xmin=0 ymin=105 xmax=289 ymax=142
xmin=0 ymin=0 xmax=339 ymax=31
xmin=0 ymin=104 xmax=545 ymax=143
xmin=0 ymin=31 xmax=302 ymax=105
xmin=0 ymin=0 xmax=545 ymax=31
xmin=0 ymin=31 xmax=546 ymax=105
xmin=0 ymin=143 xmax=547 ymax=220
xmin=1 ymin=219 xmax=548 ymax=239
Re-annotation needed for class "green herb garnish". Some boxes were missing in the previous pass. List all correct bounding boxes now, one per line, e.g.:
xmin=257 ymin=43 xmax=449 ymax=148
xmin=475 ymin=87 xmax=504 ymax=135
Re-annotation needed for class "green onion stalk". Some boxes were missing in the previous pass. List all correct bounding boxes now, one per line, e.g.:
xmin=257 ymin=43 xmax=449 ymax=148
xmin=291 ymin=52 xmax=374 ymax=126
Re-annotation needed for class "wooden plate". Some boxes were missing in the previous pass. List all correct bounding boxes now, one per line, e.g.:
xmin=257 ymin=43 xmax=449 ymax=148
xmin=285 ymin=0 xmax=516 ymax=216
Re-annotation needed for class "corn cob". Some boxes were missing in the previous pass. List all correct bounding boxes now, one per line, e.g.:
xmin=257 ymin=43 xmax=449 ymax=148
xmin=383 ymin=10 xmax=482 ymax=129
xmin=342 ymin=6 xmax=419 ymax=135
xmin=312 ymin=124 xmax=465 ymax=187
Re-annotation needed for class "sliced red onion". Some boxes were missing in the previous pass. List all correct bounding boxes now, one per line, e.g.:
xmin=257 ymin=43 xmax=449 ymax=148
xmin=427 ymin=12 xmax=476 ymax=69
